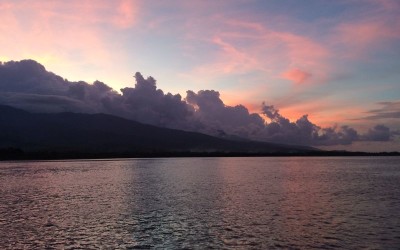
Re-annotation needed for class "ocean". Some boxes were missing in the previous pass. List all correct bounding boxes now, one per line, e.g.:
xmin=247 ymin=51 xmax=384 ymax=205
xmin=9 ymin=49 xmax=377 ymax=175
xmin=1 ymin=157 xmax=399 ymax=249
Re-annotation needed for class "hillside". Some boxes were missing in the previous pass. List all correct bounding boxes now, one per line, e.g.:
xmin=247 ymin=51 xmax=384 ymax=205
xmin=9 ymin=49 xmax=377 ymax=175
xmin=0 ymin=105 xmax=315 ymax=156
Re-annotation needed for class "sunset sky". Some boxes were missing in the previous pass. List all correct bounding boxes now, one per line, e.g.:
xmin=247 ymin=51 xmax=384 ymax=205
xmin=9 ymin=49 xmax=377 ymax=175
xmin=1 ymin=0 xmax=399 ymax=151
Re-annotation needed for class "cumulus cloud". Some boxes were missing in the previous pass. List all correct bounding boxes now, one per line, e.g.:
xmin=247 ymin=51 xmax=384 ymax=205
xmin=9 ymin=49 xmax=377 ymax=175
xmin=186 ymin=90 xmax=265 ymax=137
xmin=362 ymin=124 xmax=392 ymax=141
xmin=0 ymin=59 xmax=396 ymax=147
xmin=0 ymin=60 xmax=69 ymax=95
xmin=0 ymin=60 xmax=121 ymax=114
xmin=119 ymin=72 xmax=194 ymax=129
xmin=260 ymin=104 xmax=361 ymax=145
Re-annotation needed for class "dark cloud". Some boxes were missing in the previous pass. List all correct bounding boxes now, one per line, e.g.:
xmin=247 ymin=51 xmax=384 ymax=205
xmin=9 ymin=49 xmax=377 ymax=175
xmin=186 ymin=90 xmax=265 ymax=137
xmin=260 ymin=104 xmax=361 ymax=145
xmin=0 ymin=60 xmax=119 ymax=113
xmin=358 ymin=101 xmax=400 ymax=120
xmin=262 ymin=104 xmax=318 ymax=144
xmin=362 ymin=124 xmax=392 ymax=141
xmin=318 ymin=125 xmax=359 ymax=146
xmin=0 ymin=59 xmax=397 ymax=146
xmin=0 ymin=60 xmax=68 ymax=95
xmin=0 ymin=60 xmax=194 ymax=129
xmin=259 ymin=103 xmax=397 ymax=145
xmin=119 ymin=72 xmax=194 ymax=129
xmin=0 ymin=92 xmax=91 ymax=113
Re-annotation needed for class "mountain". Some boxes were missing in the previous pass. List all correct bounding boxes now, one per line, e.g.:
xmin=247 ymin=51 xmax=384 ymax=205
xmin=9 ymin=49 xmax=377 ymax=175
xmin=0 ymin=105 xmax=316 ymax=157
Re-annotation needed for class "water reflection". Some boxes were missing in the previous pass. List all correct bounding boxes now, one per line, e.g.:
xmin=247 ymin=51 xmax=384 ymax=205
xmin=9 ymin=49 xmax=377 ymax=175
xmin=125 ymin=158 xmax=227 ymax=248
xmin=0 ymin=157 xmax=400 ymax=248
xmin=0 ymin=160 xmax=135 ymax=248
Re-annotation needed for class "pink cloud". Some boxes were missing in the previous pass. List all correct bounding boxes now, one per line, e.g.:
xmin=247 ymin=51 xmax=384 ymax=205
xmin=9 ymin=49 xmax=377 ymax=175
xmin=178 ymin=0 xmax=400 ymax=88
xmin=281 ymin=68 xmax=312 ymax=84
xmin=277 ymin=99 xmax=368 ymax=129
xmin=333 ymin=0 xmax=400 ymax=58
xmin=0 ymin=0 xmax=139 ymax=86
xmin=113 ymin=0 xmax=138 ymax=29
xmin=186 ymin=18 xmax=331 ymax=86
xmin=367 ymin=0 xmax=400 ymax=11
xmin=335 ymin=21 xmax=400 ymax=56
xmin=208 ymin=36 xmax=261 ymax=74
xmin=29 ymin=0 xmax=138 ymax=29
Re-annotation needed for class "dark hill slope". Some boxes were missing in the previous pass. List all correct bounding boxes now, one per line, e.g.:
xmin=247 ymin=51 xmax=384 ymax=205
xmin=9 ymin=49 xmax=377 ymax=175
xmin=0 ymin=105 xmax=315 ymax=154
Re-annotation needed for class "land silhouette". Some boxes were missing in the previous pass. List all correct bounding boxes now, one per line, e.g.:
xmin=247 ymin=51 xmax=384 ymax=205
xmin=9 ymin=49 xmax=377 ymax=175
xmin=1 ymin=105 xmax=398 ymax=160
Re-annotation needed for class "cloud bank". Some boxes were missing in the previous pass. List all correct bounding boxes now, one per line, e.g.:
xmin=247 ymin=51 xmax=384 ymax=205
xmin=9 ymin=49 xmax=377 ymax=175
xmin=0 ymin=60 xmax=397 ymax=146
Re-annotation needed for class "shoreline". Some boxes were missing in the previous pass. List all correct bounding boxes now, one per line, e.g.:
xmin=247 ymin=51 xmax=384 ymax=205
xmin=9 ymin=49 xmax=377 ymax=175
xmin=1 ymin=149 xmax=399 ymax=161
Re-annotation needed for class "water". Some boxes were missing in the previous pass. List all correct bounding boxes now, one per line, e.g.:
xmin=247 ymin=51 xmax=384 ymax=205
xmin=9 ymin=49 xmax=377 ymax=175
xmin=0 ymin=157 xmax=399 ymax=249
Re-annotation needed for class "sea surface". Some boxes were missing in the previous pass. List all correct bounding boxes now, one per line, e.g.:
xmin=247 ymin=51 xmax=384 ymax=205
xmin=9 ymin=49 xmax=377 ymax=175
xmin=0 ymin=157 xmax=399 ymax=249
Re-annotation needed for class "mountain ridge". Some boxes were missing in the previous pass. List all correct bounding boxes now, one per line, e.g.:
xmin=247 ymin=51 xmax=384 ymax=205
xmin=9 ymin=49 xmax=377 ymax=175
xmin=0 ymin=105 xmax=316 ymax=156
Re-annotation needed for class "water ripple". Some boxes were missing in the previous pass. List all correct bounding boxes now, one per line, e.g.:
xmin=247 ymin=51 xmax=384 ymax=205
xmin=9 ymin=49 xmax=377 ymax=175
xmin=0 ymin=157 xmax=400 ymax=248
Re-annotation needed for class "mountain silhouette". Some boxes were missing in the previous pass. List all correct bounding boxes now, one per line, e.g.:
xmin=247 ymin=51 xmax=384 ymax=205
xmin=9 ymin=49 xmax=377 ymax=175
xmin=0 ymin=105 xmax=318 ymax=157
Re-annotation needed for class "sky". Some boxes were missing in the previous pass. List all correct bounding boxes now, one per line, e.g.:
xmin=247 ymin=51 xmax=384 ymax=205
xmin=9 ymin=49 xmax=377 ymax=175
xmin=0 ymin=0 xmax=399 ymax=151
